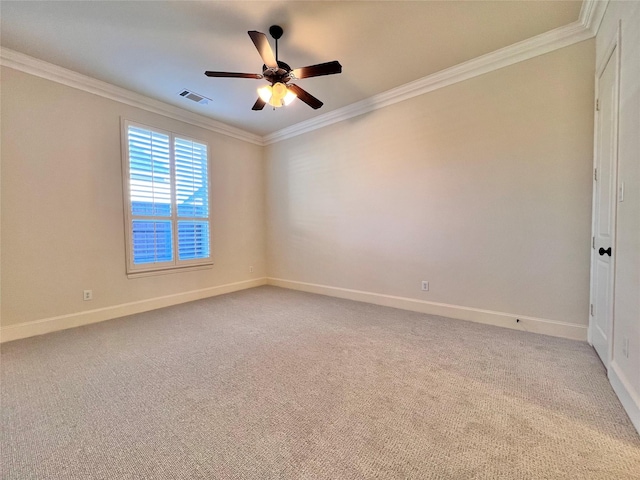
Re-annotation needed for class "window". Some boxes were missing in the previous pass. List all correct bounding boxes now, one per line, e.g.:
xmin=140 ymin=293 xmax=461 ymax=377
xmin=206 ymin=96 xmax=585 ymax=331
xmin=122 ymin=120 xmax=212 ymax=276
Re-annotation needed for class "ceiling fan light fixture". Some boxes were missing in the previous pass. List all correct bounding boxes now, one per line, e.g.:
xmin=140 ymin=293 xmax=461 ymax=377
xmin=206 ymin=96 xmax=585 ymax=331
xmin=258 ymin=82 xmax=294 ymax=108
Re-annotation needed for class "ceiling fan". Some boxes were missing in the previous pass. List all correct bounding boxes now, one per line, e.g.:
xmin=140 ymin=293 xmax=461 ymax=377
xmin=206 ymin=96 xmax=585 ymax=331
xmin=204 ymin=25 xmax=342 ymax=111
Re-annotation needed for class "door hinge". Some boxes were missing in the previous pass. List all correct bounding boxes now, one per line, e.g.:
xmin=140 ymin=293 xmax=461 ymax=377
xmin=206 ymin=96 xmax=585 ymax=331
xmin=596 ymin=99 xmax=600 ymax=111
xmin=592 ymin=236 xmax=595 ymax=249
xmin=594 ymin=168 xmax=598 ymax=181
xmin=590 ymin=303 xmax=594 ymax=316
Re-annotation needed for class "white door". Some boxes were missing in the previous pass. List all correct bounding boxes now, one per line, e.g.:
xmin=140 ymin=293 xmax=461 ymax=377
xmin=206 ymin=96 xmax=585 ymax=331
xmin=590 ymin=43 xmax=619 ymax=369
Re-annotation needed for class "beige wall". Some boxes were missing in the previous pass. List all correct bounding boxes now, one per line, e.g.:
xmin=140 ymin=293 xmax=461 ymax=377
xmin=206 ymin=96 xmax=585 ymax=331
xmin=266 ymin=40 xmax=595 ymax=327
xmin=1 ymin=40 xmax=596 ymax=335
xmin=597 ymin=0 xmax=640 ymax=429
xmin=1 ymin=67 xmax=266 ymax=328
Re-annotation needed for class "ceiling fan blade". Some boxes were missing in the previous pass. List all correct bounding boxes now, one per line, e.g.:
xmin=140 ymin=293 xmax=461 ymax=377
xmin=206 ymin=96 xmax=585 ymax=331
xmin=288 ymin=84 xmax=323 ymax=109
xmin=252 ymin=97 xmax=266 ymax=111
xmin=292 ymin=61 xmax=342 ymax=79
xmin=248 ymin=31 xmax=278 ymax=69
xmin=205 ymin=71 xmax=263 ymax=79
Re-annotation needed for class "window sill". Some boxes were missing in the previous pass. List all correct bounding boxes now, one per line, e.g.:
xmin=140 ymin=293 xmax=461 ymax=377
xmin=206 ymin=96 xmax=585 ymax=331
xmin=127 ymin=263 xmax=214 ymax=279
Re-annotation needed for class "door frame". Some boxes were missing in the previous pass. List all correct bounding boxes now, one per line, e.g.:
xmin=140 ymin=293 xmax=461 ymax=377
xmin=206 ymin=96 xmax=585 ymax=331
xmin=588 ymin=23 xmax=621 ymax=369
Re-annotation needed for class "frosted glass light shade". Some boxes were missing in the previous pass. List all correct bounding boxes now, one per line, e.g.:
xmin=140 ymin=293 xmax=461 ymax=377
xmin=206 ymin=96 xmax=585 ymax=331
xmin=272 ymin=82 xmax=287 ymax=100
xmin=257 ymin=85 xmax=272 ymax=103
xmin=283 ymin=90 xmax=297 ymax=105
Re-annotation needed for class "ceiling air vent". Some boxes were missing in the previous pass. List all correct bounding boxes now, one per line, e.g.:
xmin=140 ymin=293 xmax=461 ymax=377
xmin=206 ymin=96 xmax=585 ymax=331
xmin=178 ymin=89 xmax=211 ymax=105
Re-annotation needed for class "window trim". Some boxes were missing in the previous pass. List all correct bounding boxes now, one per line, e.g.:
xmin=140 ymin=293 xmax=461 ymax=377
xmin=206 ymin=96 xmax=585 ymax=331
xmin=121 ymin=118 xmax=213 ymax=277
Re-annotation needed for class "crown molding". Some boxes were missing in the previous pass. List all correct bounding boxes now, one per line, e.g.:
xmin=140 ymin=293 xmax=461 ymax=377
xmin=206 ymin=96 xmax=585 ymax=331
xmin=580 ymin=0 xmax=610 ymax=36
xmin=263 ymin=18 xmax=594 ymax=145
xmin=0 ymin=48 xmax=263 ymax=146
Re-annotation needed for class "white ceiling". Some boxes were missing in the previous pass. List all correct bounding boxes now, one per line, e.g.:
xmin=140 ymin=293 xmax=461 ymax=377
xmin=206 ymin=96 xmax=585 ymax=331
xmin=1 ymin=1 xmax=582 ymax=136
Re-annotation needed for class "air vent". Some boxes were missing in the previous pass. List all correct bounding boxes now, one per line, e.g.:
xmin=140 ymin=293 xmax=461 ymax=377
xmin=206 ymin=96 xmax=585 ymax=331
xmin=178 ymin=89 xmax=211 ymax=105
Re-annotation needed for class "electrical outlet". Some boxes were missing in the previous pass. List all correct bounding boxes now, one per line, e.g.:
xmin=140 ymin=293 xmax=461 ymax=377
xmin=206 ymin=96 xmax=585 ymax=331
xmin=421 ymin=281 xmax=429 ymax=291
xmin=249 ymin=266 xmax=254 ymax=273
xmin=83 ymin=290 xmax=93 ymax=301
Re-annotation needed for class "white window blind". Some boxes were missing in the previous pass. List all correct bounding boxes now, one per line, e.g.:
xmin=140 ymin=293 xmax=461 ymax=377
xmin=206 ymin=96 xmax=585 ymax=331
xmin=123 ymin=121 xmax=212 ymax=275
xmin=175 ymin=137 xmax=210 ymax=261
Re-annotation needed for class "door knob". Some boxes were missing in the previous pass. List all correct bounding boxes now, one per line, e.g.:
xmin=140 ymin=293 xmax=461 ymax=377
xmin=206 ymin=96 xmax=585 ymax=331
xmin=598 ymin=247 xmax=612 ymax=256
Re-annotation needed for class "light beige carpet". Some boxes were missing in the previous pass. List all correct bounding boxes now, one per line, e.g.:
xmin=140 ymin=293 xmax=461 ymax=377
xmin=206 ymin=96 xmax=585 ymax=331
xmin=1 ymin=286 xmax=639 ymax=479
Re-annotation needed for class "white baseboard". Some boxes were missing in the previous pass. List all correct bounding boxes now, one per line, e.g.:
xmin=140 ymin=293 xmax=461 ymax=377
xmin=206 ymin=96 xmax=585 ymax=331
xmin=267 ymin=277 xmax=588 ymax=341
xmin=0 ymin=278 xmax=267 ymax=343
xmin=609 ymin=361 xmax=640 ymax=435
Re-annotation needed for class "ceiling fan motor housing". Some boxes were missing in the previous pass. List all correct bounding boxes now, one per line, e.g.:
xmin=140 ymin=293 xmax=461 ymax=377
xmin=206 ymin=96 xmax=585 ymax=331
xmin=263 ymin=61 xmax=293 ymax=84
